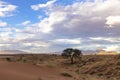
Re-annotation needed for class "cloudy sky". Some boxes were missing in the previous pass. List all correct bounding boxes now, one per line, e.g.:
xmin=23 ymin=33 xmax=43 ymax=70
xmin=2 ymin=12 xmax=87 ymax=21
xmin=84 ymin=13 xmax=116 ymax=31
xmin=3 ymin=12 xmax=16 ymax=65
xmin=0 ymin=0 xmax=120 ymax=53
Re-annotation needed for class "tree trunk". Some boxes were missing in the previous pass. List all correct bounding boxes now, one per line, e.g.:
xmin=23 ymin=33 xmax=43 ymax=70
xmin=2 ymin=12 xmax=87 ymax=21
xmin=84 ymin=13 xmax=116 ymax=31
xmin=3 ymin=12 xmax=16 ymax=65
xmin=70 ymin=56 xmax=74 ymax=64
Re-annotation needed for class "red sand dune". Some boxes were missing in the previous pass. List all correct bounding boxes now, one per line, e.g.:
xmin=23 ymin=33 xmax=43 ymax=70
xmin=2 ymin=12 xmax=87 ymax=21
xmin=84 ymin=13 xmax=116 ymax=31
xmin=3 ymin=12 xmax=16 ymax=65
xmin=0 ymin=61 xmax=77 ymax=80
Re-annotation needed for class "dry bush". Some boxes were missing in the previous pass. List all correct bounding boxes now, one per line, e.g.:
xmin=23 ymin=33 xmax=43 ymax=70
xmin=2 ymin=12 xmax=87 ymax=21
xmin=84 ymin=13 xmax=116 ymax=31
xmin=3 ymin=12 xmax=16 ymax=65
xmin=60 ymin=72 xmax=72 ymax=77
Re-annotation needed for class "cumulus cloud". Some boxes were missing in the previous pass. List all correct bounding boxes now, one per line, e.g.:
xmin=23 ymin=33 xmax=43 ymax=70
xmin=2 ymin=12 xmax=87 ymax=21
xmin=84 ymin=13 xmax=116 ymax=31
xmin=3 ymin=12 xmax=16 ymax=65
xmin=29 ymin=0 xmax=120 ymax=37
xmin=31 ymin=0 xmax=56 ymax=10
xmin=0 ymin=21 xmax=7 ymax=27
xmin=1 ymin=0 xmax=120 ymax=53
xmin=52 ymin=38 xmax=81 ymax=44
xmin=90 ymin=37 xmax=120 ymax=43
xmin=22 ymin=41 xmax=51 ymax=47
xmin=106 ymin=16 xmax=120 ymax=27
xmin=21 ymin=21 xmax=31 ymax=26
xmin=0 ymin=1 xmax=17 ymax=17
xmin=104 ymin=45 xmax=119 ymax=52
xmin=37 ymin=11 xmax=67 ymax=33
xmin=0 ymin=44 xmax=11 ymax=47
xmin=73 ymin=43 xmax=102 ymax=50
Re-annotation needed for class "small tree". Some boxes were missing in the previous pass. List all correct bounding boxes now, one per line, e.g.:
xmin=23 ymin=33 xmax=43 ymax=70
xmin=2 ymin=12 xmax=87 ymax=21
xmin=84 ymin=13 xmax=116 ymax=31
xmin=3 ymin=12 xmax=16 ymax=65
xmin=62 ymin=48 xmax=82 ymax=64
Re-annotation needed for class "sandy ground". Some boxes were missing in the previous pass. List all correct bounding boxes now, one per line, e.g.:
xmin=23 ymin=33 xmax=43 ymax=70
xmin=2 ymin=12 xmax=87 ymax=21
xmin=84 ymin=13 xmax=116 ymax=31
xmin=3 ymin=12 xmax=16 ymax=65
xmin=0 ymin=58 xmax=109 ymax=80
xmin=0 ymin=60 xmax=78 ymax=80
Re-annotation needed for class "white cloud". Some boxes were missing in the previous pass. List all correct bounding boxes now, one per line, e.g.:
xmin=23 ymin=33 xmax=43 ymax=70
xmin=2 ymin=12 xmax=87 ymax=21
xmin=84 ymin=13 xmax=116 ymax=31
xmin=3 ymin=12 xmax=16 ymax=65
xmin=90 ymin=37 xmax=120 ymax=43
xmin=106 ymin=16 xmax=120 ymax=27
xmin=21 ymin=21 xmax=31 ymax=26
xmin=30 ymin=0 xmax=120 ymax=35
xmin=73 ymin=43 xmax=102 ymax=50
xmin=31 ymin=0 xmax=56 ymax=10
xmin=38 ymin=15 xmax=43 ymax=19
xmin=1 ymin=0 xmax=120 ymax=53
xmin=35 ymin=18 xmax=53 ymax=33
xmin=104 ymin=45 xmax=119 ymax=52
xmin=24 ymin=11 xmax=67 ymax=34
xmin=0 ymin=21 xmax=7 ymax=27
xmin=52 ymin=38 xmax=81 ymax=44
xmin=22 ymin=41 xmax=51 ymax=47
xmin=0 ymin=32 xmax=12 ymax=38
xmin=0 ymin=1 xmax=17 ymax=17
xmin=0 ymin=44 xmax=11 ymax=47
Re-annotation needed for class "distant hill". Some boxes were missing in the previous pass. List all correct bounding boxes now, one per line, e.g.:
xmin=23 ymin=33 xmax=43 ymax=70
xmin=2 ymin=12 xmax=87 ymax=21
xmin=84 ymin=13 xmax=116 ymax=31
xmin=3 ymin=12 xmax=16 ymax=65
xmin=52 ymin=50 xmax=96 ymax=55
xmin=49 ymin=50 xmax=96 ymax=55
xmin=97 ymin=50 xmax=119 ymax=55
xmin=0 ymin=50 xmax=26 ymax=54
xmin=82 ymin=50 xmax=96 ymax=55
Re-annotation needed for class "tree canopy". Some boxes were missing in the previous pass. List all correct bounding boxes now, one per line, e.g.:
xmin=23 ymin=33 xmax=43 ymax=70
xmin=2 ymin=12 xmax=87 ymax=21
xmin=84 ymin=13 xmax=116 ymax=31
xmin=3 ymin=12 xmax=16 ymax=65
xmin=62 ymin=48 xmax=82 ymax=64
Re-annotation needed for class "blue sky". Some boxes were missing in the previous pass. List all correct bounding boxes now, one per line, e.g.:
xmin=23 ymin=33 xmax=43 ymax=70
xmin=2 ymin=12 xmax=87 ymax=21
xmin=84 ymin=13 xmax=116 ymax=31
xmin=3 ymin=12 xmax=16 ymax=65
xmin=0 ymin=0 xmax=120 ymax=53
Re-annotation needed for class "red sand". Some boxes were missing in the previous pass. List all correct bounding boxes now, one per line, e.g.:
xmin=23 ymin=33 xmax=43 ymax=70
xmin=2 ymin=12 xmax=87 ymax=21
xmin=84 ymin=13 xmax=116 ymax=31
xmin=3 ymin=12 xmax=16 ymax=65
xmin=0 ymin=61 xmax=77 ymax=80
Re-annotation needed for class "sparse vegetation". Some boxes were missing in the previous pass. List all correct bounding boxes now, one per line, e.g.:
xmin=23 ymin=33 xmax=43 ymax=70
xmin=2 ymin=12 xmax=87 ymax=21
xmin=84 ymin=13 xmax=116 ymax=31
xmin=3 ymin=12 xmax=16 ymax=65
xmin=46 ymin=61 xmax=56 ymax=68
xmin=78 ymin=55 xmax=120 ymax=80
xmin=6 ymin=57 xmax=11 ymax=62
xmin=60 ymin=72 xmax=72 ymax=77
xmin=2 ymin=53 xmax=120 ymax=80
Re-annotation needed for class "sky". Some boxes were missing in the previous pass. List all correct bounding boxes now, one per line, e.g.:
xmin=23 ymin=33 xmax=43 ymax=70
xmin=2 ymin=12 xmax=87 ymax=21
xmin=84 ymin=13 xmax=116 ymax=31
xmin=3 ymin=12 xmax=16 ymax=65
xmin=0 ymin=0 xmax=120 ymax=53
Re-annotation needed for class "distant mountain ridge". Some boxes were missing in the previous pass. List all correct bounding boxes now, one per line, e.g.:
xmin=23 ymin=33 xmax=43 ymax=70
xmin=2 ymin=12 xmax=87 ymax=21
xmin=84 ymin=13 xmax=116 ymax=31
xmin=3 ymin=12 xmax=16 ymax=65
xmin=97 ymin=50 xmax=119 ymax=55
xmin=0 ymin=50 xmax=26 ymax=54
xmin=82 ymin=50 xmax=96 ymax=55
